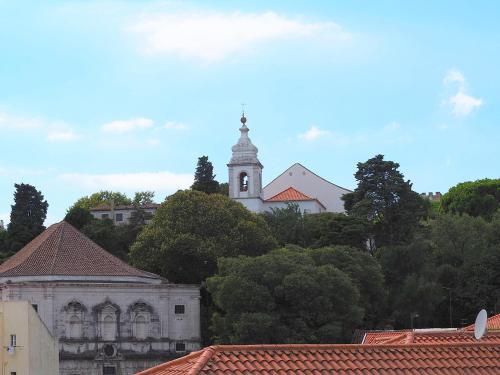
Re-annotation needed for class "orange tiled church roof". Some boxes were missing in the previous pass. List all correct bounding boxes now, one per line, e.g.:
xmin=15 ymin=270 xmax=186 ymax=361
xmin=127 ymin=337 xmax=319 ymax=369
xmin=266 ymin=187 xmax=314 ymax=202
xmin=136 ymin=343 xmax=500 ymax=375
xmin=0 ymin=221 xmax=160 ymax=279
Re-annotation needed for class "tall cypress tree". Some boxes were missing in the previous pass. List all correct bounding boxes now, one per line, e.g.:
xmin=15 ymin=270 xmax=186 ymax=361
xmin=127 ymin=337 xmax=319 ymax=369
xmin=191 ymin=156 xmax=219 ymax=194
xmin=7 ymin=183 xmax=48 ymax=252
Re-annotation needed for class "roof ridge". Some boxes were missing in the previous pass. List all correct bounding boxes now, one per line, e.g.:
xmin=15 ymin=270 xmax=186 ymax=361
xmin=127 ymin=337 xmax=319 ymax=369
xmin=135 ymin=349 xmax=206 ymax=375
xmin=187 ymin=346 xmax=218 ymax=375
xmin=49 ymin=222 xmax=65 ymax=274
xmin=203 ymin=341 xmax=500 ymax=351
xmin=263 ymin=162 xmax=353 ymax=193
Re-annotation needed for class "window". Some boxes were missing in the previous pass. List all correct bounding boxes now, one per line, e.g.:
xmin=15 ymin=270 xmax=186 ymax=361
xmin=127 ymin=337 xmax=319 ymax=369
xmin=32 ymin=304 xmax=38 ymax=312
xmin=69 ymin=315 xmax=82 ymax=339
xmin=239 ymin=172 xmax=248 ymax=192
xmin=102 ymin=315 xmax=116 ymax=341
xmin=174 ymin=305 xmax=185 ymax=315
xmin=103 ymin=344 xmax=115 ymax=357
xmin=134 ymin=315 xmax=147 ymax=340
xmin=303 ymin=209 xmax=311 ymax=215
xmin=175 ymin=342 xmax=186 ymax=352
xmin=103 ymin=366 xmax=116 ymax=375
xmin=10 ymin=372 xmax=16 ymax=375
xmin=101 ymin=213 xmax=109 ymax=219
xmin=10 ymin=335 xmax=16 ymax=347
xmin=115 ymin=213 xmax=123 ymax=222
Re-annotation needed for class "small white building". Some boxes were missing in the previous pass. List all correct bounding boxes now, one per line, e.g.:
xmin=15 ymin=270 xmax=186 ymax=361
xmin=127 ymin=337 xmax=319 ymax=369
xmin=0 ymin=221 xmax=200 ymax=375
xmin=228 ymin=114 xmax=351 ymax=214
xmin=89 ymin=204 xmax=160 ymax=225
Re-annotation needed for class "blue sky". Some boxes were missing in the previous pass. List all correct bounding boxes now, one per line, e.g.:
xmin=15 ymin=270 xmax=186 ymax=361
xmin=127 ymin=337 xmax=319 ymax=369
xmin=1 ymin=1 xmax=499 ymax=225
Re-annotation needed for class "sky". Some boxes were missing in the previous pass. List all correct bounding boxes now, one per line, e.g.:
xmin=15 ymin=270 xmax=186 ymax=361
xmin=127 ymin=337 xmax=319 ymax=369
xmin=0 ymin=1 xmax=499 ymax=225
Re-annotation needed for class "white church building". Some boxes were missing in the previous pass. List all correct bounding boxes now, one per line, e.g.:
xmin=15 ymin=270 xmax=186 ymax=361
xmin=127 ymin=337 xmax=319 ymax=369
xmin=228 ymin=114 xmax=351 ymax=214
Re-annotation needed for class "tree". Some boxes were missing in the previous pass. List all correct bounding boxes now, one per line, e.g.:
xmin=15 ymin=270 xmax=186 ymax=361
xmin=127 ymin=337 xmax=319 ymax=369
xmin=133 ymin=191 xmax=155 ymax=206
xmin=307 ymin=246 xmax=386 ymax=328
xmin=440 ymin=179 xmax=500 ymax=220
xmin=70 ymin=191 xmax=132 ymax=210
xmin=7 ymin=183 xmax=48 ymax=252
xmin=261 ymin=204 xmax=306 ymax=246
xmin=129 ymin=190 xmax=277 ymax=284
xmin=376 ymin=240 xmax=443 ymax=328
xmin=303 ymin=213 xmax=371 ymax=250
xmin=206 ymin=247 xmax=364 ymax=344
xmin=64 ymin=206 xmax=94 ymax=230
xmin=342 ymin=154 xmax=428 ymax=246
xmin=191 ymin=156 xmax=219 ymax=194
xmin=80 ymin=218 xmax=133 ymax=260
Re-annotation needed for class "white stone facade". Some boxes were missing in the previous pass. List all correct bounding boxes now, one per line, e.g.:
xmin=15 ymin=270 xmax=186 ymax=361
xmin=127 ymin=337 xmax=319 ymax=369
xmin=0 ymin=280 xmax=200 ymax=375
xmin=90 ymin=206 xmax=158 ymax=226
xmin=263 ymin=163 xmax=351 ymax=213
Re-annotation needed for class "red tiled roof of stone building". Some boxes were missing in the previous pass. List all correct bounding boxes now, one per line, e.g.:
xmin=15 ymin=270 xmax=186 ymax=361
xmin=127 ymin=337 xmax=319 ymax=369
xmin=136 ymin=343 xmax=500 ymax=375
xmin=0 ymin=221 xmax=160 ymax=279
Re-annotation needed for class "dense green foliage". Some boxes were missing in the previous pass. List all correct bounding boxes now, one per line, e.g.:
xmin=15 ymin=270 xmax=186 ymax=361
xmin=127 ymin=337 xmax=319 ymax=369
xmin=207 ymin=247 xmax=367 ymax=343
xmin=70 ymin=191 xmax=132 ymax=210
xmin=261 ymin=204 xmax=371 ymax=250
xmin=440 ymin=179 xmax=500 ymax=219
xmin=342 ymin=154 xmax=428 ymax=246
xmin=129 ymin=190 xmax=277 ymax=283
xmin=6 ymin=183 xmax=48 ymax=252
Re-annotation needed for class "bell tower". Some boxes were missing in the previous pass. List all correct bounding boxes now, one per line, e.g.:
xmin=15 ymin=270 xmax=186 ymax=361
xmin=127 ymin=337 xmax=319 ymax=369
xmin=228 ymin=112 xmax=264 ymax=212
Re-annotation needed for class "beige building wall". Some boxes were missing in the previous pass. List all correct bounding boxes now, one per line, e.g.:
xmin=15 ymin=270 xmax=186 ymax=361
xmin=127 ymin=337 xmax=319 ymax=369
xmin=0 ymin=301 xmax=59 ymax=375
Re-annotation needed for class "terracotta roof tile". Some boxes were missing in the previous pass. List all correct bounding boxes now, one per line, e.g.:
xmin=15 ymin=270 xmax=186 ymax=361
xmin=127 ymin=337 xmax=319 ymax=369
xmin=0 ymin=221 xmax=160 ymax=280
xmin=266 ymin=187 xmax=314 ymax=202
xmin=363 ymin=330 xmax=500 ymax=345
xmin=136 ymin=343 xmax=500 ymax=375
xmin=464 ymin=314 xmax=500 ymax=332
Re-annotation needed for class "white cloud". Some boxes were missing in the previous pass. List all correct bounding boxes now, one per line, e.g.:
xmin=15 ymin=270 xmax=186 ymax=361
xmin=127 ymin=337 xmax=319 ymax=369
xmin=384 ymin=121 xmax=400 ymax=132
xmin=46 ymin=124 xmax=82 ymax=142
xmin=58 ymin=171 xmax=193 ymax=191
xmin=448 ymin=89 xmax=483 ymax=117
xmin=128 ymin=11 xmax=351 ymax=62
xmin=0 ymin=111 xmax=43 ymax=130
xmin=298 ymin=126 xmax=331 ymax=141
xmin=164 ymin=121 xmax=187 ymax=130
xmin=443 ymin=69 xmax=465 ymax=85
xmin=443 ymin=69 xmax=483 ymax=117
xmin=101 ymin=118 xmax=154 ymax=134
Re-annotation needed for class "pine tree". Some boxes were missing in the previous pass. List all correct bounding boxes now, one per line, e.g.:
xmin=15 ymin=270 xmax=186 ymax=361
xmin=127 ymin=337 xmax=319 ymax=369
xmin=191 ymin=156 xmax=219 ymax=194
xmin=7 ymin=183 xmax=48 ymax=252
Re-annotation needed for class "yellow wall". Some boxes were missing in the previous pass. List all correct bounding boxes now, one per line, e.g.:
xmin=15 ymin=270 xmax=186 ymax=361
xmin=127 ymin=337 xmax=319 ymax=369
xmin=0 ymin=301 xmax=59 ymax=375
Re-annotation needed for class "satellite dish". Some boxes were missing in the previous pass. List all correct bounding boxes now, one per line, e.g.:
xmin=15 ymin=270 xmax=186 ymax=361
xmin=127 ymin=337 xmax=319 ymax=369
xmin=474 ymin=309 xmax=488 ymax=340
xmin=6 ymin=346 xmax=15 ymax=355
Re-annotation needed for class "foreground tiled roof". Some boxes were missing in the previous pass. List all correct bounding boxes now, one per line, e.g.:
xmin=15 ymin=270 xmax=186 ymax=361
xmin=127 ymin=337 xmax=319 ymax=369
xmin=266 ymin=187 xmax=315 ymax=202
xmin=0 ymin=221 xmax=160 ymax=279
xmin=89 ymin=203 xmax=160 ymax=211
xmin=464 ymin=314 xmax=500 ymax=332
xmin=363 ymin=330 xmax=500 ymax=345
xmin=136 ymin=343 xmax=500 ymax=375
